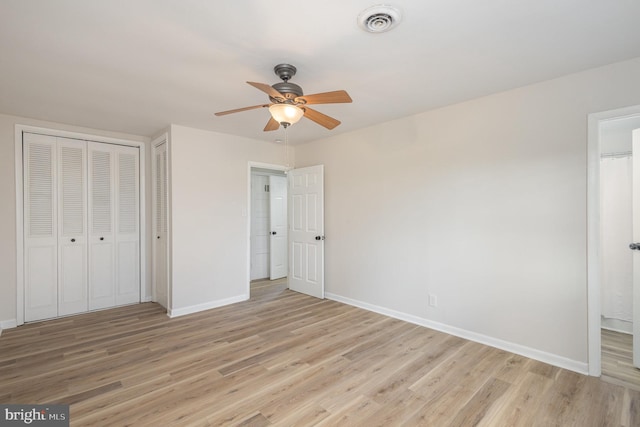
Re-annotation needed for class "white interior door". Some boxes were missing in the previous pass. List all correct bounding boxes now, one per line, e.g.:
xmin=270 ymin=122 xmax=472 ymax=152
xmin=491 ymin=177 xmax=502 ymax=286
xmin=89 ymin=143 xmax=141 ymax=309
xmin=88 ymin=142 xmax=116 ymax=310
xmin=23 ymin=133 xmax=59 ymax=321
xmin=633 ymin=128 xmax=640 ymax=367
xmin=22 ymin=132 xmax=141 ymax=322
xmin=153 ymin=142 xmax=168 ymax=309
xmin=288 ymin=165 xmax=324 ymax=298
xmin=57 ymin=138 xmax=88 ymax=316
xmin=269 ymin=175 xmax=288 ymax=280
xmin=115 ymin=147 xmax=140 ymax=305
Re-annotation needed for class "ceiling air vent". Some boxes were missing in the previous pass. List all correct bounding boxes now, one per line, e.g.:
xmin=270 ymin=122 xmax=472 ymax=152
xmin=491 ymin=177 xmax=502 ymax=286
xmin=358 ymin=5 xmax=402 ymax=33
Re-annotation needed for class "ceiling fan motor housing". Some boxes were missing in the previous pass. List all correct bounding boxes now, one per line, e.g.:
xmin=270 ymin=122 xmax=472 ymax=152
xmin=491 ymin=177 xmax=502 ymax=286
xmin=271 ymin=64 xmax=303 ymax=101
xmin=271 ymin=82 xmax=303 ymax=101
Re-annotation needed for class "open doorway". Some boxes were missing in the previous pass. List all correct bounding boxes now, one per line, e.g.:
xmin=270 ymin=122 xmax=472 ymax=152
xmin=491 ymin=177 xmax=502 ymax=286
xmin=587 ymin=106 xmax=640 ymax=385
xmin=248 ymin=164 xmax=289 ymax=297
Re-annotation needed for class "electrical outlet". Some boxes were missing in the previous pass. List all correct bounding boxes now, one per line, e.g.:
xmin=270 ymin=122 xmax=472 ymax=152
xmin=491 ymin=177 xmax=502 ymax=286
xmin=428 ymin=294 xmax=438 ymax=308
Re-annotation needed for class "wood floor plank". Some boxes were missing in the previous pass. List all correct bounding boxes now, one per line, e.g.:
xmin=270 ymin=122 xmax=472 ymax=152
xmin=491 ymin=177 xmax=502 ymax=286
xmin=366 ymin=333 xmax=467 ymax=405
xmin=624 ymin=388 xmax=640 ymax=427
xmin=478 ymin=371 xmax=553 ymax=426
xmin=601 ymin=329 xmax=640 ymax=389
xmin=358 ymin=388 xmax=428 ymax=426
xmin=1 ymin=278 xmax=639 ymax=426
xmin=314 ymin=394 xmax=381 ymax=426
xmin=449 ymin=377 xmax=511 ymax=427
xmin=535 ymin=369 xmax=588 ymax=426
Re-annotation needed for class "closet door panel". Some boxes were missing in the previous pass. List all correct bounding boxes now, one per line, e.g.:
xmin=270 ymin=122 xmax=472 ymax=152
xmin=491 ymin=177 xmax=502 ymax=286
xmin=90 ymin=244 xmax=115 ymax=298
xmin=88 ymin=143 xmax=116 ymax=310
xmin=58 ymin=245 xmax=86 ymax=314
xmin=153 ymin=143 xmax=168 ymax=309
xmin=115 ymin=147 xmax=140 ymax=305
xmin=57 ymin=139 xmax=88 ymax=316
xmin=23 ymin=134 xmax=58 ymax=322
xmin=117 ymin=241 xmax=139 ymax=300
xmin=25 ymin=246 xmax=58 ymax=320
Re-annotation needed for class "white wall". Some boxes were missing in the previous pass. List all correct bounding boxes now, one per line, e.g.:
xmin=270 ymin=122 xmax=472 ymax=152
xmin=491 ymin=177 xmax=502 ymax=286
xmin=295 ymin=57 xmax=640 ymax=370
xmin=0 ymin=113 xmax=149 ymax=328
xmin=167 ymin=125 xmax=289 ymax=315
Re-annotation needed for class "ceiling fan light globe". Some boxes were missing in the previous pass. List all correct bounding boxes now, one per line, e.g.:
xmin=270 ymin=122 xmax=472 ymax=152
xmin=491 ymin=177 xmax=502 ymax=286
xmin=269 ymin=104 xmax=304 ymax=126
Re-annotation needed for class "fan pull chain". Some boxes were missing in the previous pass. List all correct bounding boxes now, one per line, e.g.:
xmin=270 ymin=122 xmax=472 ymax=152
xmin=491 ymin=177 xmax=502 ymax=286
xmin=284 ymin=125 xmax=291 ymax=169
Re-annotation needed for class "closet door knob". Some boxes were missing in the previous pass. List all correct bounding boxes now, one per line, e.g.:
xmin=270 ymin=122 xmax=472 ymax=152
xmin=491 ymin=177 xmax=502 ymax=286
xmin=630 ymin=243 xmax=640 ymax=250
xmin=100 ymin=237 xmax=104 ymax=241
xmin=271 ymin=231 xmax=277 ymax=235
xmin=71 ymin=238 xmax=76 ymax=243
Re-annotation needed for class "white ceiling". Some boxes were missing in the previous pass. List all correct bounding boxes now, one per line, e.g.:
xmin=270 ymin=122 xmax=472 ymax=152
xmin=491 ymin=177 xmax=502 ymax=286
xmin=2 ymin=0 xmax=640 ymax=144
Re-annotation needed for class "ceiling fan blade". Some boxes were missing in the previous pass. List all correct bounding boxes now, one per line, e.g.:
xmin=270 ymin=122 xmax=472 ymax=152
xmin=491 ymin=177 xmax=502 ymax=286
xmin=296 ymin=90 xmax=352 ymax=105
xmin=214 ymin=104 xmax=269 ymax=116
xmin=247 ymin=81 xmax=286 ymax=100
xmin=302 ymin=107 xmax=341 ymax=130
xmin=264 ymin=117 xmax=280 ymax=132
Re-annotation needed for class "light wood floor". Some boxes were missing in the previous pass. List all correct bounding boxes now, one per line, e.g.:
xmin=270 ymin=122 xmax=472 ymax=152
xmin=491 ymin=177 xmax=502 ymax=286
xmin=1 ymin=280 xmax=639 ymax=426
xmin=602 ymin=328 xmax=640 ymax=390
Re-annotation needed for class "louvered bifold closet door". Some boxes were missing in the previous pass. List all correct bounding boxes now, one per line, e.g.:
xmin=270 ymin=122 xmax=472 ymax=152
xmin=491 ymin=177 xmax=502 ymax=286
xmin=115 ymin=146 xmax=140 ymax=305
xmin=88 ymin=142 xmax=117 ymax=310
xmin=88 ymin=142 xmax=140 ymax=310
xmin=57 ymin=138 xmax=88 ymax=316
xmin=23 ymin=133 xmax=58 ymax=321
xmin=153 ymin=142 xmax=168 ymax=309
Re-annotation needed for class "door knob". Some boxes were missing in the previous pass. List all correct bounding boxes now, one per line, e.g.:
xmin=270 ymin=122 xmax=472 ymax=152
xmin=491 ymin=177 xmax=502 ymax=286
xmin=630 ymin=243 xmax=640 ymax=250
xmin=157 ymin=236 xmax=160 ymax=239
xmin=71 ymin=238 xmax=76 ymax=242
xmin=271 ymin=231 xmax=277 ymax=235
xmin=100 ymin=237 xmax=104 ymax=241
xmin=315 ymin=236 xmax=325 ymax=241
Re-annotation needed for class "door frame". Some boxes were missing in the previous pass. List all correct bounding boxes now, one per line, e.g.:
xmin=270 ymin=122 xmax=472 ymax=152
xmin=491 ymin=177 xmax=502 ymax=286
xmin=246 ymin=161 xmax=289 ymax=297
xmin=587 ymin=105 xmax=640 ymax=376
xmin=14 ymin=124 xmax=147 ymax=326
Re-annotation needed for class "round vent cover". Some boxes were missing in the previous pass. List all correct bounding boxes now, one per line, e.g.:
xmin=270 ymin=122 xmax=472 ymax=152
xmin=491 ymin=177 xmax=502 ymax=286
xmin=357 ymin=5 xmax=402 ymax=33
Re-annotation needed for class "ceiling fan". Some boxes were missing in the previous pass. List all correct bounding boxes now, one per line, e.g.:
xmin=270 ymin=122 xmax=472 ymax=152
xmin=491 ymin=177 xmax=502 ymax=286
xmin=214 ymin=64 xmax=352 ymax=131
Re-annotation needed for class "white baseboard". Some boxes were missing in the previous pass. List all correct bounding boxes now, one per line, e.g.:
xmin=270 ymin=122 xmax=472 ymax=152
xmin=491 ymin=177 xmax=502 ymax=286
xmin=326 ymin=292 xmax=589 ymax=375
xmin=0 ymin=319 xmax=18 ymax=336
xmin=168 ymin=294 xmax=248 ymax=318
xmin=601 ymin=317 xmax=632 ymax=334
xmin=141 ymin=295 xmax=153 ymax=303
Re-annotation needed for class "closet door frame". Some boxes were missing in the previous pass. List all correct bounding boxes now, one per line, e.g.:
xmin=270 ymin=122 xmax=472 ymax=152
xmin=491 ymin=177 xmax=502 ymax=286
xmin=15 ymin=124 xmax=147 ymax=326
